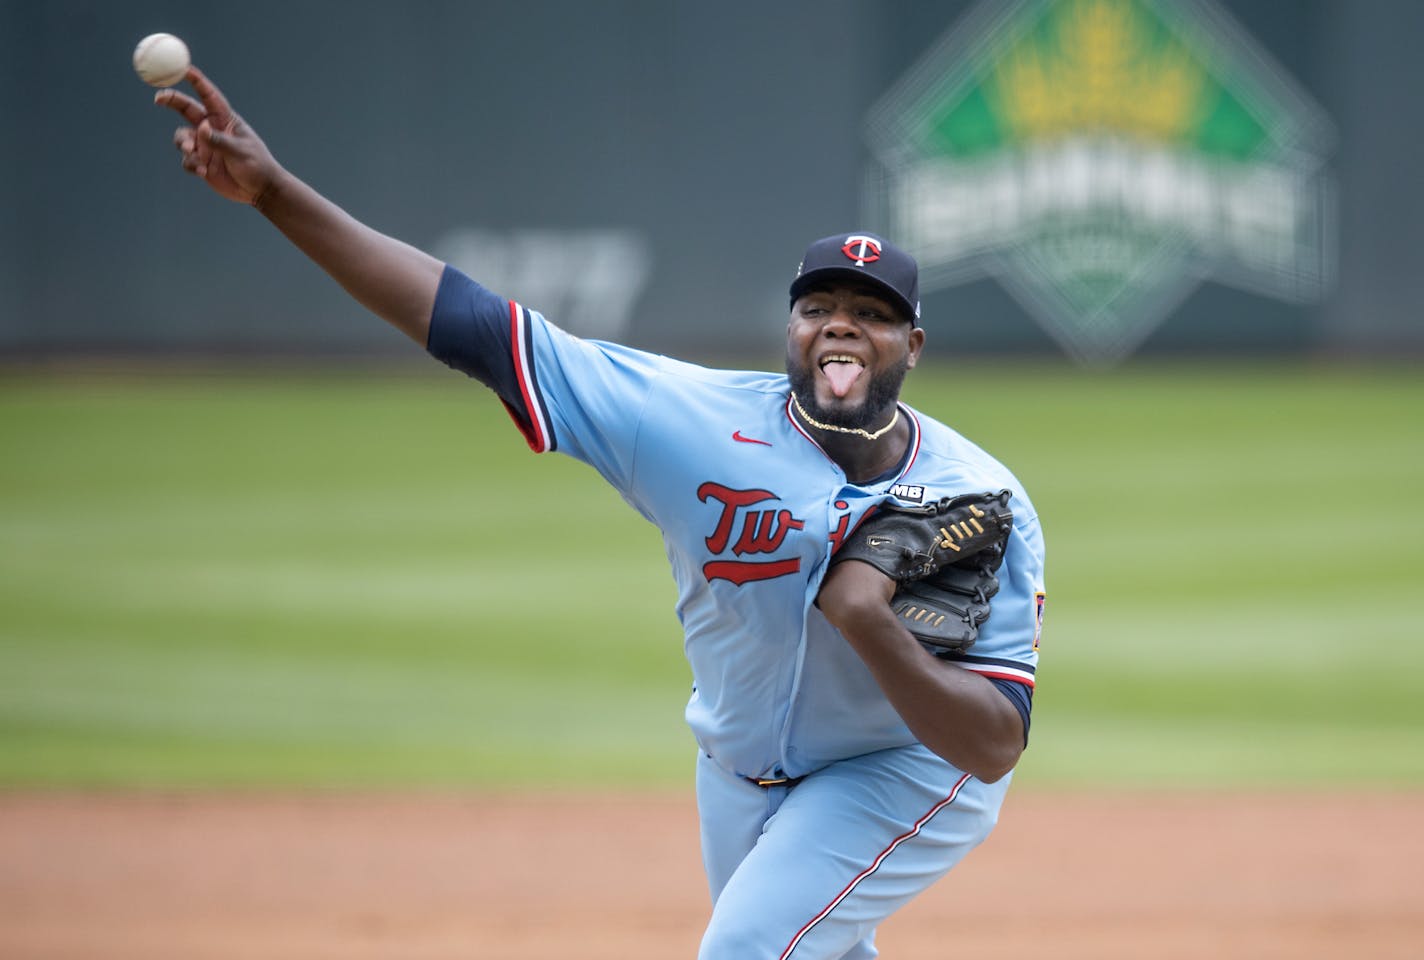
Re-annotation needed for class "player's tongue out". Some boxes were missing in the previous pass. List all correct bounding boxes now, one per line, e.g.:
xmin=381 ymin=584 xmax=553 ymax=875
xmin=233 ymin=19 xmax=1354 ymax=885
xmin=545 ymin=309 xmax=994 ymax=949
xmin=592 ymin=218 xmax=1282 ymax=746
xmin=821 ymin=358 xmax=864 ymax=398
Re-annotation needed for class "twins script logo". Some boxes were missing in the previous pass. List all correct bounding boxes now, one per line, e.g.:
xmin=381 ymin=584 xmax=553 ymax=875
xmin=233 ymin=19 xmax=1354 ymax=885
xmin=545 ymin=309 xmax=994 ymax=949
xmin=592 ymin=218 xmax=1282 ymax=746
xmin=697 ymin=482 xmax=857 ymax=585
xmin=698 ymin=482 xmax=804 ymax=585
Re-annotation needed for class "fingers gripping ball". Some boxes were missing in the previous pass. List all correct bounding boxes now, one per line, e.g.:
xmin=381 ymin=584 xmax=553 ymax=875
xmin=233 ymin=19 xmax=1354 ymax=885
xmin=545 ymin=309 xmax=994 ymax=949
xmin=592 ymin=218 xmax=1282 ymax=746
xmin=133 ymin=33 xmax=190 ymax=88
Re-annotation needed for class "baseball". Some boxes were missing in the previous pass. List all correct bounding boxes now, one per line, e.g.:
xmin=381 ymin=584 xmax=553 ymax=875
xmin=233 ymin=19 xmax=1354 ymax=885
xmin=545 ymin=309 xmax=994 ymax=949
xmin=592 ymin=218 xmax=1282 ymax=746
xmin=132 ymin=33 xmax=190 ymax=88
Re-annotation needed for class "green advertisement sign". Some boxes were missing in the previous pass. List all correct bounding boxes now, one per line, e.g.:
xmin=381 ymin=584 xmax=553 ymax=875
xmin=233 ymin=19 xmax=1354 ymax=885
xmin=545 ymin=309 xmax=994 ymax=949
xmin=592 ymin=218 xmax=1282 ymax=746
xmin=867 ymin=0 xmax=1334 ymax=362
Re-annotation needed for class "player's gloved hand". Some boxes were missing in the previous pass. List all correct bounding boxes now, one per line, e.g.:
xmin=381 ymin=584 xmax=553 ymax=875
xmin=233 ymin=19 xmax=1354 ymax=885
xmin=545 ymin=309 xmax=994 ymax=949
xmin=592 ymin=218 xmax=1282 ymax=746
xmin=888 ymin=558 xmax=1002 ymax=656
xmin=831 ymin=490 xmax=1013 ymax=655
xmin=834 ymin=491 xmax=1012 ymax=583
xmin=155 ymin=65 xmax=282 ymax=205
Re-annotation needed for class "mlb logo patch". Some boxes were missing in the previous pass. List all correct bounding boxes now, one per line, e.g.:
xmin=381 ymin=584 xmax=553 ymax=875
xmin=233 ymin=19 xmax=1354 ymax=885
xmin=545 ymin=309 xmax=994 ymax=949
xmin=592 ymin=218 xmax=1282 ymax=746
xmin=889 ymin=483 xmax=926 ymax=503
xmin=1033 ymin=592 xmax=1046 ymax=651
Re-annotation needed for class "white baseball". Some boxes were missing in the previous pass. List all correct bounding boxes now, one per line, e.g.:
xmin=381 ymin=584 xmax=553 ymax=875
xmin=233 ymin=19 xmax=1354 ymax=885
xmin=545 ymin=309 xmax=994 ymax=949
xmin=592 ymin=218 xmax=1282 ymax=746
xmin=132 ymin=33 xmax=191 ymax=88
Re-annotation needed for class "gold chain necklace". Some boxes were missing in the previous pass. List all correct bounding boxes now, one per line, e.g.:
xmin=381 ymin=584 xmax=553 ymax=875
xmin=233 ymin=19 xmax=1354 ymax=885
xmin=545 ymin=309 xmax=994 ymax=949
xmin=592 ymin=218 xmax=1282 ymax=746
xmin=789 ymin=392 xmax=900 ymax=441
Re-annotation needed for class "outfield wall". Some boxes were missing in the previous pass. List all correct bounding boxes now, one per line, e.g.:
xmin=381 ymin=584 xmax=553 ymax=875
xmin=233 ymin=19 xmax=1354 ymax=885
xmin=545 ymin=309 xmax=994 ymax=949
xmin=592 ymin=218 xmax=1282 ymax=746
xmin=2 ymin=0 xmax=1421 ymax=361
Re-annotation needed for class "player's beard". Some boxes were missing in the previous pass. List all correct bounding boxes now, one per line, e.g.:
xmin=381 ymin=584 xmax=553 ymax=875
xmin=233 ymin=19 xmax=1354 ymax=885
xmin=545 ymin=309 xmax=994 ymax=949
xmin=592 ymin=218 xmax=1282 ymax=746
xmin=786 ymin=354 xmax=910 ymax=432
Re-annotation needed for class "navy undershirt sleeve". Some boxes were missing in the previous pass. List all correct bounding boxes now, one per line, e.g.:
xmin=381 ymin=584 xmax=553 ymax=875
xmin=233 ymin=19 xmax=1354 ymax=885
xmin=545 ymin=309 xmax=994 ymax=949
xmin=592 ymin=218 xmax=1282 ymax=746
xmin=425 ymin=265 xmax=526 ymax=413
xmin=988 ymin=677 xmax=1033 ymax=745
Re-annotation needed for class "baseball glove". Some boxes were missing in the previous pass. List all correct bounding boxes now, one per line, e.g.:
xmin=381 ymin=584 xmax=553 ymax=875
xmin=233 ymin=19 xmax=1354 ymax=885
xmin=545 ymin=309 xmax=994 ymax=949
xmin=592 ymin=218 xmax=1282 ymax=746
xmin=833 ymin=490 xmax=1013 ymax=656
xmin=890 ymin=562 xmax=1002 ymax=656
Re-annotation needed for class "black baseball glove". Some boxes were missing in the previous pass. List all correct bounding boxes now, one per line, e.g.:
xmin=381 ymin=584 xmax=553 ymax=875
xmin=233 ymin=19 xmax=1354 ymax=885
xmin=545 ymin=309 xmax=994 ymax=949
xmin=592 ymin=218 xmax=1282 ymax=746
xmin=832 ymin=491 xmax=1013 ymax=656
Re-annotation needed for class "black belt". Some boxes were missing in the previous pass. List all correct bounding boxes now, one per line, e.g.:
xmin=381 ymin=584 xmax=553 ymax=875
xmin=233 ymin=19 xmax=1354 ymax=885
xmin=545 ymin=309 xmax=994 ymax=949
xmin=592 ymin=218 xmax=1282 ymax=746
xmin=747 ymin=774 xmax=805 ymax=789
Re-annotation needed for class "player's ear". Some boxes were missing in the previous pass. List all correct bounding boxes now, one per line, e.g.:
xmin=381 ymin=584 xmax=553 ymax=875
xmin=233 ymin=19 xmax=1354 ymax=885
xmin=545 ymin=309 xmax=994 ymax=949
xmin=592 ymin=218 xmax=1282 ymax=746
xmin=905 ymin=326 xmax=925 ymax=369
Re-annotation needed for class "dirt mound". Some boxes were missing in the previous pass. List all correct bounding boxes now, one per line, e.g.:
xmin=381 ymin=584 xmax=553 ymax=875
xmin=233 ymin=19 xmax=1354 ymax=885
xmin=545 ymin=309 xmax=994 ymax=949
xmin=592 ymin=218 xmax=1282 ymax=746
xmin=1 ymin=790 xmax=1418 ymax=959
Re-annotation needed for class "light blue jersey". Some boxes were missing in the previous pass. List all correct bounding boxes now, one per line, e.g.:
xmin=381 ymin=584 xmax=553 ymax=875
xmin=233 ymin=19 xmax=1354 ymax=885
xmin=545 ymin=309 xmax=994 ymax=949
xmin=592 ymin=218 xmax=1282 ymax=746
xmin=428 ymin=268 xmax=1046 ymax=959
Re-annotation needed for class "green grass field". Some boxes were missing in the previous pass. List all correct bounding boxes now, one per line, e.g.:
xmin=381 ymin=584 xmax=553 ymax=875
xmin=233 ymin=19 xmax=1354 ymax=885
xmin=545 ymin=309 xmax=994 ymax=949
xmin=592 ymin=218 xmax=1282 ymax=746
xmin=2 ymin=361 xmax=1421 ymax=788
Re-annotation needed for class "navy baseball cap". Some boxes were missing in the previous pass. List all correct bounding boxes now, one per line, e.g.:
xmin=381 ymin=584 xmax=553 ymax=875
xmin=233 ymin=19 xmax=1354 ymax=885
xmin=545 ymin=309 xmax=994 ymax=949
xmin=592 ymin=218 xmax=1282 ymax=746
xmin=789 ymin=232 xmax=921 ymax=326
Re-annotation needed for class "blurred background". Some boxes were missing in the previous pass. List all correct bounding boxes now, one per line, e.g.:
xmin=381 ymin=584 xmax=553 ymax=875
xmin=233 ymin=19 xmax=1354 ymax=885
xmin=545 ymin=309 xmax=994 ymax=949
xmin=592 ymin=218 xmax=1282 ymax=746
xmin=4 ymin=0 xmax=1423 ymax=362
xmin=1 ymin=0 xmax=1421 ymax=790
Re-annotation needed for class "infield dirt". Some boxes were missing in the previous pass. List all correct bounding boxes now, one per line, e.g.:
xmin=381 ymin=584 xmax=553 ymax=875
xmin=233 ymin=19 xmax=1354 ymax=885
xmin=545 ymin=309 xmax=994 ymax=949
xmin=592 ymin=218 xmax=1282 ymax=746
xmin=1 ymin=790 xmax=1418 ymax=959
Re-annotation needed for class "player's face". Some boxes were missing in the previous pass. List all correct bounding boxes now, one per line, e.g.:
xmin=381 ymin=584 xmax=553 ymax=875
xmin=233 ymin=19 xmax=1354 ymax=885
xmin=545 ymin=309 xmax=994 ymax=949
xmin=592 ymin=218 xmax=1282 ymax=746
xmin=785 ymin=284 xmax=925 ymax=430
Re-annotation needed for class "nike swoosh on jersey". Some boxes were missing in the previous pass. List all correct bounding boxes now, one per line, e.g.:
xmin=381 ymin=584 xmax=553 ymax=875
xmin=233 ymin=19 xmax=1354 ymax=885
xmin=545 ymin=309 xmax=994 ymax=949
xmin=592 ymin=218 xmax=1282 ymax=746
xmin=732 ymin=430 xmax=772 ymax=446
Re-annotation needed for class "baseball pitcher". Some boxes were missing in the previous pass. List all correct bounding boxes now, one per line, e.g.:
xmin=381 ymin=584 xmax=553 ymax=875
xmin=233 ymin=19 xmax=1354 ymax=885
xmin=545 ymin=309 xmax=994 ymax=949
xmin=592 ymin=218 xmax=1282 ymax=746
xmin=155 ymin=65 xmax=1046 ymax=960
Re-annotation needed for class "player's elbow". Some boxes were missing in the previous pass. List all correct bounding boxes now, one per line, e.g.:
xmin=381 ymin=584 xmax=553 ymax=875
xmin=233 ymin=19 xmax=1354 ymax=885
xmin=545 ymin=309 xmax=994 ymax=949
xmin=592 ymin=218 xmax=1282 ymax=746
xmin=928 ymin=714 xmax=1024 ymax=783
xmin=982 ymin=715 xmax=1027 ymax=782
xmin=954 ymin=744 xmax=1022 ymax=784
xmin=971 ymin=750 xmax=1020 ymax=784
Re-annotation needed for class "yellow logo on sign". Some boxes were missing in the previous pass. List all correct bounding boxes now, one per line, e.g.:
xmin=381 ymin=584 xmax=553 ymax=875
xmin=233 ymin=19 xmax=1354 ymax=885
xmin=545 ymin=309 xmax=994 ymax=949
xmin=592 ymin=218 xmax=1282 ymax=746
xmin=993 ymin=0 xmax=1206 ymax=142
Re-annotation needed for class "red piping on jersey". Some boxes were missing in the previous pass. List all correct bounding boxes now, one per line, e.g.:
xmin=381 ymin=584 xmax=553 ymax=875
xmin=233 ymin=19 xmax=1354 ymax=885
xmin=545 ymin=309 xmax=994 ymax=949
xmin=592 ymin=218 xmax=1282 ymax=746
xmin=900 ymin=409 xmax=922 ymax=474
xmin=960 ymin=664 xmax=1036 ymax=689
xmin=777 ymin=772 xmax=973 ymax=959
xmin=508 ymin=301 xmax=549 ymax=452
xmin=784 ymin=395 xmax=819 ymax=449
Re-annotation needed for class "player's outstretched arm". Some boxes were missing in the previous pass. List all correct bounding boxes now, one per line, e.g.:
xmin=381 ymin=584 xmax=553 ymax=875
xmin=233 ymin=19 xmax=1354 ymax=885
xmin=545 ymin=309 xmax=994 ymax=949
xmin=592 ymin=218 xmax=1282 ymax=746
xmin=816 ymin=561 xmax=1025 ymax=782
xmin=156 ymin=66 xmax=442 ymax=345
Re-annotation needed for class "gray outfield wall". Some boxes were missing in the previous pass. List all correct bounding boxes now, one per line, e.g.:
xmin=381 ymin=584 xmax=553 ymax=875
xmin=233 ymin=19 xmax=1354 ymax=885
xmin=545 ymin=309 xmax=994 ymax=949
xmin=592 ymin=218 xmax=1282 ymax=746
xmin=2 ymin=0 xmax=1421 ymax=362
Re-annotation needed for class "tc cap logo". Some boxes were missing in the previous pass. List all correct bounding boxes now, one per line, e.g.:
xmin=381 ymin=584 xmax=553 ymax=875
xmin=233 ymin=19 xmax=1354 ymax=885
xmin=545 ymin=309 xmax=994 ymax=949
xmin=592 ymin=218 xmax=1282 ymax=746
xmin=841 ymin=235 xmax=883 ymax=266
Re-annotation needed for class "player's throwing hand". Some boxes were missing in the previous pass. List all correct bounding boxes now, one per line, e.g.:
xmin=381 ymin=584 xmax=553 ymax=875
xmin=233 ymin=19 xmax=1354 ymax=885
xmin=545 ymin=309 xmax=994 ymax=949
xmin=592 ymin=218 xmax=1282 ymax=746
xmin=155 ymin=66 xmax=280 ymax=206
